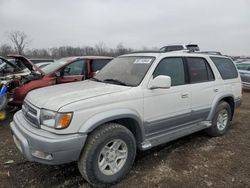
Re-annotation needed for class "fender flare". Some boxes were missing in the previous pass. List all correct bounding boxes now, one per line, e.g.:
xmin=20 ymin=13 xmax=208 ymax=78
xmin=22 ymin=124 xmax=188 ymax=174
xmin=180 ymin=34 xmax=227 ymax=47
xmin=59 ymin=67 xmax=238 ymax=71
xmin=207 ymin=94 xmax=234 ymax=121
xmin=78 ymin=108 xmax=145 ymax=141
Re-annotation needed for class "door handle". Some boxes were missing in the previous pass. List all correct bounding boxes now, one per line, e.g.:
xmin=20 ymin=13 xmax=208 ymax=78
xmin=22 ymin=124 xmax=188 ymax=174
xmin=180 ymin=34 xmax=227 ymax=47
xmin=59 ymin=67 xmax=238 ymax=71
xmin=181 ymin=93 xmax=189 ymax=98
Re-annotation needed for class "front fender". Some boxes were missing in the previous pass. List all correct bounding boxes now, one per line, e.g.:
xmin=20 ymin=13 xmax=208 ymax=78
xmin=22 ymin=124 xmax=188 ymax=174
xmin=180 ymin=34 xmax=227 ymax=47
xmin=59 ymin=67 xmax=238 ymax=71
xmin=78 ymin=108 xmax=145 ymax=140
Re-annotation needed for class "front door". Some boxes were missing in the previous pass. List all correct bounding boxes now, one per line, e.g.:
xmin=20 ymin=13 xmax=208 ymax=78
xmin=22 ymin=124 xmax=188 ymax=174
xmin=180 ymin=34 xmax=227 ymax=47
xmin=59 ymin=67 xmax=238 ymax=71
xmin=56 ymin=60 xmax=85 ymax=84
xmin=143 ymin=57 xmax=191 ymax=136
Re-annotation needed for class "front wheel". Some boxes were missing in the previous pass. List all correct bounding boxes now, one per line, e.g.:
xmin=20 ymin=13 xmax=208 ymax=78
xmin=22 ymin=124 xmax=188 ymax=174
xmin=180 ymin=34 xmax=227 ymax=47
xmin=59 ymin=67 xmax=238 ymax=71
xmin=206 ymin=101 xmax=232 ymax=137
xmin=78 ymin=123 xmax=136 ymax=187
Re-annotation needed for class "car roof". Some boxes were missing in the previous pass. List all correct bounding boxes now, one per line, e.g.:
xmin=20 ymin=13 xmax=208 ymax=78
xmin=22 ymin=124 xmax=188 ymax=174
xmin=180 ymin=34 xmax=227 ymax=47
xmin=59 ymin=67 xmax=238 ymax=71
xmin=36 ymin=62 xmax=52 ymax=66
xmin=61 ymin=56 xmax=113 ymax=62
xmin=121 ymin=51 xmax=228 ymax=59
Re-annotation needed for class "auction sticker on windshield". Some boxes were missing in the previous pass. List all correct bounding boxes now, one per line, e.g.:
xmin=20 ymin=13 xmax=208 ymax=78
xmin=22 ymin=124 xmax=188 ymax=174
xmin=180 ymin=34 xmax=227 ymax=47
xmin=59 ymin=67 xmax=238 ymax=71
xmin=134 ymin=59 xmax=152 ymax=64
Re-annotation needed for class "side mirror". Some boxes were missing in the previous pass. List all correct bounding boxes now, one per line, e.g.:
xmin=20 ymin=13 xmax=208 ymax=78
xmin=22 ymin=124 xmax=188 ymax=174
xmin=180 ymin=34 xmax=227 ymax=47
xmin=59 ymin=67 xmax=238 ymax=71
xmin=54 ymin=71 xmax=61 ymax=77
xmin=149 ymin=75 xmax=171 ymax=89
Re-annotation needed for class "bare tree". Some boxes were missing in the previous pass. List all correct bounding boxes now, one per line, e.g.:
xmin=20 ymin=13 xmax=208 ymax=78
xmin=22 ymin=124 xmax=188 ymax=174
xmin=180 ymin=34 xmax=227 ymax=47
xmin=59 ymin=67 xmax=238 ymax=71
xmin=8 ymin=31 xmax=29 ymax=55
xmin=0 ymin=44 xmax=14 ymax=56
xmin=115 ymin=43 xmax=133 ymax=56
xmin=95 ymin=42 xmax=108 ymax=55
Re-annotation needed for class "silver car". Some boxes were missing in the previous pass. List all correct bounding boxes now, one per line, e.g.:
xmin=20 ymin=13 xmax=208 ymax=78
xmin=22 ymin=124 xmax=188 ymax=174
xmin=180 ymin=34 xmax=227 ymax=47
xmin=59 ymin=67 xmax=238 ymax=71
xmin=236 ymin=62 xmax=250 ymax=89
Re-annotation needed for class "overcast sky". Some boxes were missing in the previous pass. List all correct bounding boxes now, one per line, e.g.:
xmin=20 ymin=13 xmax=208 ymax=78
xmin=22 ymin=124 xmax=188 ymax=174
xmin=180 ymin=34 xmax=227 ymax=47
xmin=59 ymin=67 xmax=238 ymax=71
xmin=0 ymin=0 xmax=250 ymax=55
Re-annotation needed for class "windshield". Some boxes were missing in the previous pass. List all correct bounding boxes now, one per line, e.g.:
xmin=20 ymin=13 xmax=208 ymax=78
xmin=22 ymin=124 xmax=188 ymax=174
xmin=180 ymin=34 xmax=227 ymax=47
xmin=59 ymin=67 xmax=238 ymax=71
xmin=0 ymin=62 xmax=6 ymax=70
xmin=94 ymin=56 xmax=154 ymax=86
xmin=41 ymin=58 xmax=69 ymax=74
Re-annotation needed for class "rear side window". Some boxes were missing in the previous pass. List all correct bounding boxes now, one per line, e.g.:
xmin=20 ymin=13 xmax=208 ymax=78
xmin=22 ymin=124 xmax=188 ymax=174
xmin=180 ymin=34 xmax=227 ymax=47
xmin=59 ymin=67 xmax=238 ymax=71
xmin=91 ymin=59 xmax=111 ymax=72
xmin=210 ymin=57 xmax=238 ymax=79
xmin=153 ymin=57 xmax=185 ymax=86
xmin=187 ymin=57 xmax=214 ymax=83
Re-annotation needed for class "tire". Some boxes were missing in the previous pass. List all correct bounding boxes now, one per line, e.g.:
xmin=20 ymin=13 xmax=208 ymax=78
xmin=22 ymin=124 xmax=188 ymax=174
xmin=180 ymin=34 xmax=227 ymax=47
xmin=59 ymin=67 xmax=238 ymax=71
xmin=206 ymin=101 xmax=232 ymax=137
xmin=78 ymin=123 xmax=136 ymax=187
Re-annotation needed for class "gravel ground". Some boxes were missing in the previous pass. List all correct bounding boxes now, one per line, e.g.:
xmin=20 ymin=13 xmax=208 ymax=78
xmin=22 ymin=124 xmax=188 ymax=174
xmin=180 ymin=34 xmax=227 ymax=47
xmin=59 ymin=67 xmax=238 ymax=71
xmin=0 ymin=92 xmax=250 ymax=188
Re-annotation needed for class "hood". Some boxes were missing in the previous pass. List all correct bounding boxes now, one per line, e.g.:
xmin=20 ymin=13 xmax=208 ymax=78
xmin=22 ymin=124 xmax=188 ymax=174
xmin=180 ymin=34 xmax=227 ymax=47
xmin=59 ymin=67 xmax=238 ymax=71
xmin=7 ymin=55 xmax=45 ymax=75
xmin=0 ymin=56 xmax=21 ymax=71
xmin=25 ymin=80 xmax=129 ymax=111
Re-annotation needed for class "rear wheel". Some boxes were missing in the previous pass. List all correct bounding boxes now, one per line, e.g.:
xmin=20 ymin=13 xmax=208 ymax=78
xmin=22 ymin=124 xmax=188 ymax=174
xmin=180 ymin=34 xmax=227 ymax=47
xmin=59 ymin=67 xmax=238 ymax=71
xmin=206 ymin=101 xmax=232 ymax=136
xmin=78 ymin=123 xmax=136 ymax=187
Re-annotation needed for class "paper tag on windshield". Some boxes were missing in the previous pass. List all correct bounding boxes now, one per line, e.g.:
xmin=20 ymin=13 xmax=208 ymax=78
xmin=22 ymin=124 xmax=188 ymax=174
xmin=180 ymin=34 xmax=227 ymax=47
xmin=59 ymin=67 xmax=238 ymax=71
xmin=134 ymin=59 xmax=152 ymax=64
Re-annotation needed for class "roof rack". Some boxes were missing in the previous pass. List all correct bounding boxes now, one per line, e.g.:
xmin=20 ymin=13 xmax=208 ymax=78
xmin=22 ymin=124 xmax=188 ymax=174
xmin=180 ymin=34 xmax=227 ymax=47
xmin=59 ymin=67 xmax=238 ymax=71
xmin=188 ymin=51 xmax=222 ymax=55
xmin=128 ymin=50 xmax=223 ymax=56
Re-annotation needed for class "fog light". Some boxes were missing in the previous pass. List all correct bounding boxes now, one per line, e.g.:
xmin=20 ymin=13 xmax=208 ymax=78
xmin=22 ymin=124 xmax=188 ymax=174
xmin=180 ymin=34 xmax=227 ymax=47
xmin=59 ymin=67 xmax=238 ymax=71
xmin=31 ymin=150 xmax=53 ymax=161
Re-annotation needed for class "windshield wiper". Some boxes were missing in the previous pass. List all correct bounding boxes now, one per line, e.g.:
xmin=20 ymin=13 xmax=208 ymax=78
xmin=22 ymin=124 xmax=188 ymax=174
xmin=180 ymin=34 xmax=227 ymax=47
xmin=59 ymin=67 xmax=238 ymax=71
xmin=103 ymin=78 xmax=129 ymax=86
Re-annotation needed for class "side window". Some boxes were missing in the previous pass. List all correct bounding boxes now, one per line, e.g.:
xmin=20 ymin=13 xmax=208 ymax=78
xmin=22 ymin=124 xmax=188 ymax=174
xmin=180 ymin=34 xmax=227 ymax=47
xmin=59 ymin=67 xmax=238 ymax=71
xmin=236 ymin=64 xmax=250 ymax=71
xmin=187 ymin=57 xmax=215 ymax=83
xmin=64 ymin=60 xmax=85 ymax=76
xmin=153 ymin=57 xmax=185 ymax=86
xmin=210 ymin=57 xmax=238 ymax=79
xmin=167 ymin=45 xmax=184 ymax=52
xmin=91 ymin=59 xmax=111 ymax=72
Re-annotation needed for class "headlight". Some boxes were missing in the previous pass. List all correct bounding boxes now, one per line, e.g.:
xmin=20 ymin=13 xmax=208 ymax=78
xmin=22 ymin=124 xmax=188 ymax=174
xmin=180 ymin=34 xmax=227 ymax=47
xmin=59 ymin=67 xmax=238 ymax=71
xmin=40 ymin=109 xmax=73 ymax=129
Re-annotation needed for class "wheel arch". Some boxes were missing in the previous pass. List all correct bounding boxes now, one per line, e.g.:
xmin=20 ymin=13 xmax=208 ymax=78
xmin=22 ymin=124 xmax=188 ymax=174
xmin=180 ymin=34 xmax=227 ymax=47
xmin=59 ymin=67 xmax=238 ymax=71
xmin=207 ymin=94 xmax=235 ymax=121
xmin=78 ymin=109 xmax=145 ymax=148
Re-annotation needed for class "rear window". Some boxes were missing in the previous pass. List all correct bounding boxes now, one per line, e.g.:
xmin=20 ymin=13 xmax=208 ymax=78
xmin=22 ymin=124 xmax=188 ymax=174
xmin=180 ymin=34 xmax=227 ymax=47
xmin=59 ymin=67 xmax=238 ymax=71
xmin=186 ymin=44 xmax=199 ymax=51
xmin=210 ymin=57 xmax=238 ymax=79
xmin=91 ymin=59 xmax=111 ymax=72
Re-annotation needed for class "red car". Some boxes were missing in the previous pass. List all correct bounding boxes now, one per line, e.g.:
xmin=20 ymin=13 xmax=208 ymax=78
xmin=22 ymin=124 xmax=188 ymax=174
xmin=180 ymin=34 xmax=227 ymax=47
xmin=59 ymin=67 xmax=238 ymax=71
xmin=7 ymin=55 xmax=113 ymax=106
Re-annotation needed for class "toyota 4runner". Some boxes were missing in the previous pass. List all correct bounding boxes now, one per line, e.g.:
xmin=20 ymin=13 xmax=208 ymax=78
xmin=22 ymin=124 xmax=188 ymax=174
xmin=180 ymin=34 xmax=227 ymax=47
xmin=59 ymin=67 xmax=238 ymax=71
xmin=11 ymin=51 xmax=242 ymax=187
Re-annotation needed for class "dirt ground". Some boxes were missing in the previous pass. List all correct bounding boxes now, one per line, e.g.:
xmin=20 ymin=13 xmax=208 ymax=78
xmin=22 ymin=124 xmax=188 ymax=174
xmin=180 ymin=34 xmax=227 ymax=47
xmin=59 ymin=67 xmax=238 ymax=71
xmin=0 ymin=92 xmax=250 ymax=188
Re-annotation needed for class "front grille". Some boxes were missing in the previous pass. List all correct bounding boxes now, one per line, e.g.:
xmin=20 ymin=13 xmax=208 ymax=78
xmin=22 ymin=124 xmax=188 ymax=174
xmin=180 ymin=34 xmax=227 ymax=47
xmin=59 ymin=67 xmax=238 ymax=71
xmin=22 ymin=101 xmax=40 ymax=128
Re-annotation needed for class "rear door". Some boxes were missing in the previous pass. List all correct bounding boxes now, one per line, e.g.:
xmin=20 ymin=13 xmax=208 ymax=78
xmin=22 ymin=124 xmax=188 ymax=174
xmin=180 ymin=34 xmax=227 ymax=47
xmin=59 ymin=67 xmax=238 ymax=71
xmin=186 ymin=57 xmax=216 ymax=121
xmin=56 ymin=60 xmax=85 ymax=84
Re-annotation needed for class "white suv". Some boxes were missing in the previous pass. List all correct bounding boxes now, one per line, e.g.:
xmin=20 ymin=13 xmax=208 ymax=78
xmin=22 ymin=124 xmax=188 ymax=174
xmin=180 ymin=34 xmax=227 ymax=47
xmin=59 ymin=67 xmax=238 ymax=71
xmin=11 ymin=51 xmax=242 ymax=187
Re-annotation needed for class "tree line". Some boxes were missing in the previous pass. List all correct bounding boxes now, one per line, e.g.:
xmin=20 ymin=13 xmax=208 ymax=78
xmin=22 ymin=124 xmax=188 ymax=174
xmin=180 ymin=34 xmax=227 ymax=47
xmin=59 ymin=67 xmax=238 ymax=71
xmin=0 ymin=42 xmax=137 ymax=59
xmin=0 ymin=30 xmax=154 ymax=59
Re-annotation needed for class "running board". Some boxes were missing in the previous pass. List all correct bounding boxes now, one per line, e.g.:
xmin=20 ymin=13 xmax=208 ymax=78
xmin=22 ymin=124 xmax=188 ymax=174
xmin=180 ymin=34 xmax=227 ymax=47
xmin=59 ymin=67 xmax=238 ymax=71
xmin=140 ymin=121 xmax=211 ymax=150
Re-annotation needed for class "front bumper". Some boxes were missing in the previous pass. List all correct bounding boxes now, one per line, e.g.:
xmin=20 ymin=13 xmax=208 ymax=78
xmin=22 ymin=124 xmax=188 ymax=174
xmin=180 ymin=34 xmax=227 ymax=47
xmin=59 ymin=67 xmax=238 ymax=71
xmin=10 ymin=110 xmax=87 ymax=165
